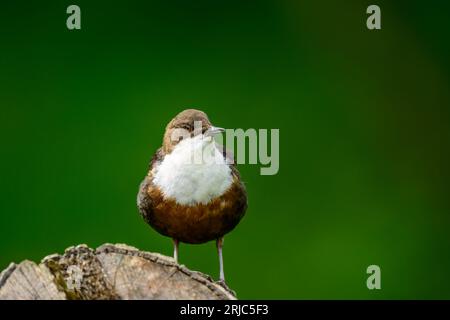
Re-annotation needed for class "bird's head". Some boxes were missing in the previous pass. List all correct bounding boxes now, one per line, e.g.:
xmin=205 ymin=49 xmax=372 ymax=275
xmin=162 ymin=109 xmax=224 ymax=154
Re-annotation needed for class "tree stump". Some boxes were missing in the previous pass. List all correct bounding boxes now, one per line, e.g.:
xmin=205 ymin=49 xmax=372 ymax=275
xmin=0 ymin=243 xmax=236 ymax=300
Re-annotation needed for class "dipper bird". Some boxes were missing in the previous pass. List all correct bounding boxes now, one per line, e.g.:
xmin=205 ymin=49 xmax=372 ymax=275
xmin=137 ymin=109 xmax=247 ymax=282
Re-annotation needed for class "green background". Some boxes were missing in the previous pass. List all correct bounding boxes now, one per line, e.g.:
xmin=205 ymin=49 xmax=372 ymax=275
xmin=1 ymin=0 xmax=449 ymax=299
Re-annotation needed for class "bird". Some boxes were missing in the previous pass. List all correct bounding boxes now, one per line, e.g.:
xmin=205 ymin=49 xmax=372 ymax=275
xmin=137 ymin=109 xmax=247 ymax=283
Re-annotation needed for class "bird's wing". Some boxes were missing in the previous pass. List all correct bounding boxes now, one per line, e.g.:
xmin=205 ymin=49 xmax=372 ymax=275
xmin=147 ymin=147 xmax=164 ymax=170
xmin=137 ymin=148 xmax=164 ymax=219
xmin=215 ymin=142 xmax=248 ymax=211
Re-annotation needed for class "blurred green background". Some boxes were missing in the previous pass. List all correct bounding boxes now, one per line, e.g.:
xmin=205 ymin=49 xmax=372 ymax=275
xmin=1 ymin=0 xmax=449 ymax=299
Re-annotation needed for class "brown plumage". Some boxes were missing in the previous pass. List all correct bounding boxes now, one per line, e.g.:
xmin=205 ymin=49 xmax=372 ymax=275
xmin=137 ymin=109 xmax=247 ymax=282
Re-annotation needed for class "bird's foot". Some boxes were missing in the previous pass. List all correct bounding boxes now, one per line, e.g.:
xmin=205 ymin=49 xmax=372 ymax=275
xmin=215 ymin=279 xmax=236 ymax=297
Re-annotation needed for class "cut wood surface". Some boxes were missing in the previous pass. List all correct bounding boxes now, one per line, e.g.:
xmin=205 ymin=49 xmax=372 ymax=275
xmin=0 ymin=243 xmax=236 ymax=300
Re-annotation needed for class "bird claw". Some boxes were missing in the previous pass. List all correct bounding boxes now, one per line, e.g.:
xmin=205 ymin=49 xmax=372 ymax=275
xmin=215 ymin=279 xmax=236 ymax=297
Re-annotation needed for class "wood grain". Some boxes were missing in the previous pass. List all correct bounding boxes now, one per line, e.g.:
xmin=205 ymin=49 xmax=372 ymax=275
xmin=0 ymin=243 xmax=236 ymax=300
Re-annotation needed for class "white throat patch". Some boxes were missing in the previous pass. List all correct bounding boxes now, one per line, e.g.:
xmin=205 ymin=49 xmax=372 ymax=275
xmin=153 ymin=135 xmax=233 ymax=205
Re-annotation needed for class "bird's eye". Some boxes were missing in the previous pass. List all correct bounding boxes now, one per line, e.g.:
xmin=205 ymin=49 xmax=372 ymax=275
xmin=178 ymin=124 xmax=192 ymax=131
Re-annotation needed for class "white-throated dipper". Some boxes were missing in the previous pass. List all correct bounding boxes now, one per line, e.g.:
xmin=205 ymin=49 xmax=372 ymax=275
xmin=137 ymin=109 xmax=247 ymax=282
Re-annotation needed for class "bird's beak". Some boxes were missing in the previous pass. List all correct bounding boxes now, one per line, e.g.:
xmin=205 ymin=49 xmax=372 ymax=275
xmin=205 ymin=126 xmax=225 ymax=137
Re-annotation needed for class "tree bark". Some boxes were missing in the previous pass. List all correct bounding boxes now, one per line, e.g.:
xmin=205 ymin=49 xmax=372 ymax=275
xmin=0 ymin=243 xmax=236 ymax=300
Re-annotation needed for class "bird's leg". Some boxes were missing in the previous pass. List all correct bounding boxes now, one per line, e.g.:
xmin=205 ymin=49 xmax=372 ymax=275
xmin=216 ymin=237 xmax=225 ymax=282
xmin=173 ymin=238 xmax=179 ymax=263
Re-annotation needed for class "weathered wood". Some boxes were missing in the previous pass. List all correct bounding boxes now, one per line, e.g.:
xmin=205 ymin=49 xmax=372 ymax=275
xmin=0 ymin=243 xmax=236 ymax=300
xmin=0 ymin=261 xmax=65 ymax=300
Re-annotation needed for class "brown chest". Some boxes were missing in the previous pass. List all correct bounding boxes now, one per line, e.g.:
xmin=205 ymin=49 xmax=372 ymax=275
xmin=140 ymin=176 xmax=247 ymax=244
